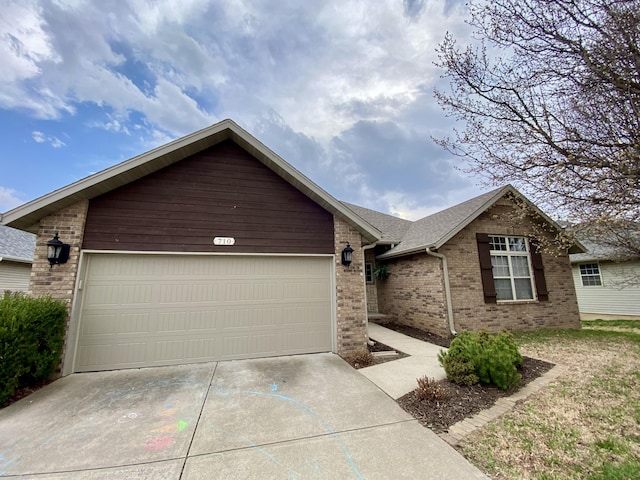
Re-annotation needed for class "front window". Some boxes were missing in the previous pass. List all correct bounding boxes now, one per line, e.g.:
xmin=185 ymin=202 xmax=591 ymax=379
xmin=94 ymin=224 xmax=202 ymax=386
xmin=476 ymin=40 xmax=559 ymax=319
xmin=365 ymin=263 xmax=373 ymax=283
xmin=490 ymin=235 xmax=535 ymax=301
xmin=579 ymin=263 xmax=602 ymax=286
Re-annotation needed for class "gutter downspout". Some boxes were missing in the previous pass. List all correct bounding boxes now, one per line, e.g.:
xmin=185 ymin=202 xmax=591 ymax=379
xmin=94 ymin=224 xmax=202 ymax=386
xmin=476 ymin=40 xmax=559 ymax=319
xmin=362 ymin=243 xmax=377 ymax=346
xmin=425 ymin=247 xmax=457 ymax=336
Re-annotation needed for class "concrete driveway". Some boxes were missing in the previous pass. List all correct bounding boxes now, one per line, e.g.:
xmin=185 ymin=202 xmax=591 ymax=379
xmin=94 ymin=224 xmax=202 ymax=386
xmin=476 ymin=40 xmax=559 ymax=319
xmin=0 ymin=353 xmax=487 ymax=479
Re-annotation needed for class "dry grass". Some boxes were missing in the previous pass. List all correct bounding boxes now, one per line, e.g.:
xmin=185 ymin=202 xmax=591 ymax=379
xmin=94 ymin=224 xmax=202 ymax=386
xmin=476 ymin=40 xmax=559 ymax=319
xmin=460 ymin=324 xmax=640 ymax=480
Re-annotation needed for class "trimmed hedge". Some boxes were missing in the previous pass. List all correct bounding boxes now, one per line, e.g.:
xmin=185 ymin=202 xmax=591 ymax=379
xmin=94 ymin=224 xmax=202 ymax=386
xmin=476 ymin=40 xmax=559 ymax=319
xmin=0 ymin=292 xmax=67 ymax=406
xmin=438 ymin=330 xmax=523 ymax=390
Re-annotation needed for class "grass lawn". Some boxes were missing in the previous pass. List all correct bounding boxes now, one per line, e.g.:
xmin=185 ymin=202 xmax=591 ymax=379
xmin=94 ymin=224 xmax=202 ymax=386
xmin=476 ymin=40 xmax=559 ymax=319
xmin=460 ymin=320 xmax=640 ymax=479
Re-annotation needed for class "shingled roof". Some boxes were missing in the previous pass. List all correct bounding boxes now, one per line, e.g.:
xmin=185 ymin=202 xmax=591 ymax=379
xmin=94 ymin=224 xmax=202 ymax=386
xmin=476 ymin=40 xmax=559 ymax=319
xmin=341 ymin=202 xmax=412 ymax=243
xmin=0 ymin=225 xmax=36 ymax=263
xmin=344 ymin=185 xmax=584 ymax=259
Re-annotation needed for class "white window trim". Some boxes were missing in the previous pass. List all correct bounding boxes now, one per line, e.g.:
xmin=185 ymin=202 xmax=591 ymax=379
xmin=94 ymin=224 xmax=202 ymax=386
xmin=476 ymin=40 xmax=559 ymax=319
xmin=579 ymin=262 xmax=603 ymax=287
xmin=490 ymin=236 xmax=537 ymax=302
xmin=365 ymin=263 xmax=374 ymax=284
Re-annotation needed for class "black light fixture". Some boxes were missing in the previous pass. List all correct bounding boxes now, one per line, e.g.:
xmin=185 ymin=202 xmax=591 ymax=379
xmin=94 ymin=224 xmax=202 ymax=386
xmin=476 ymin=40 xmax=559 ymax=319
xmin=47 ymin=232 xmax=70 ymax=268
xmin=341 ymin=242 xmax=354 ymax=266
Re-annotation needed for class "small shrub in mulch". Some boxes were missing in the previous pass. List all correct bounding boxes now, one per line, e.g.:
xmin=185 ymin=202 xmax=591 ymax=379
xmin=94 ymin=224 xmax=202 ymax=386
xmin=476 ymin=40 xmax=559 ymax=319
xmin=397 ymin=356 xmax=554 ymax=433
xmin=341 ymin=349 xmax=375 ymax=369
xmin=415 ymin=376 xmax=447 ymax=402
xmin=379 ymin=322 xmax=555 ymax=433
xmin=438 ymin=331 xmax=523 ymax=390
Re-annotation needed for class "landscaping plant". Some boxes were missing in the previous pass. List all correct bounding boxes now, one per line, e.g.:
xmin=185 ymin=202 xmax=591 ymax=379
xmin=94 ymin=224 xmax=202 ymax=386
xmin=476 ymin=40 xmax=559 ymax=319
xmin=462 ymin=322 xmax=640 ymax=479
xmin=0 ymin=292 xmax=67 ymax=406
xmin=438 ymin=331 xmax=522 ymax=390
xmin=415 ymin=375 xmax=447 ymax=402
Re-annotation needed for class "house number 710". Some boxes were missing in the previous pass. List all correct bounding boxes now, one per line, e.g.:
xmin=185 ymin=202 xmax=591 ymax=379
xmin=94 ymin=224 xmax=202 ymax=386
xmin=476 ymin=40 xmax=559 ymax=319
xmin=213 ymin=237 xmax=235 ymax=245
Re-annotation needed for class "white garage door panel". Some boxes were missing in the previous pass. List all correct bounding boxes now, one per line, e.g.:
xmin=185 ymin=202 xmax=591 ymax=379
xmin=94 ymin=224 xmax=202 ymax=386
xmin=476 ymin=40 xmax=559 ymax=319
xmin=75 ymin=254 xmax=333 ymax=372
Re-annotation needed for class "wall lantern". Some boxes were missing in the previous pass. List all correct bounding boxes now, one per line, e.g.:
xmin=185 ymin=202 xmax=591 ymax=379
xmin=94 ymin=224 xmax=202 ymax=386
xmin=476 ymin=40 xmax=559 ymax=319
xmin=341 ymin=242 xmax=354 ymax=266
xmin=47 ymin=232 xmax=70 ymax=268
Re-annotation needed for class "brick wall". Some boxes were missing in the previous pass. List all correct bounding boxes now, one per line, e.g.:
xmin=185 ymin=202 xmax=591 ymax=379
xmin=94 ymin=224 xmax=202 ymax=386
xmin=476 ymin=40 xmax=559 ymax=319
xmin=334 ymin=215 xmax=369 ymax=354
xmin=376 ymin=197 xmax=581 ymax=335
xmin=376 ymin=253 xmax=451 ymax=337
xmin=30 ymin=200 xmax=89 ymax=372
xmin=442 ymin=200 xmax=581 ymax=332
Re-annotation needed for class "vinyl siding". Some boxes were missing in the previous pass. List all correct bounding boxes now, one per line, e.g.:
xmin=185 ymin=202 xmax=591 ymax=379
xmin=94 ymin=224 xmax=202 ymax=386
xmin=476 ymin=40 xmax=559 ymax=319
xmin=572 ymin=260 xmax=640 ymax=317
xmin=0 ymin=261 xmax=31 ymax=293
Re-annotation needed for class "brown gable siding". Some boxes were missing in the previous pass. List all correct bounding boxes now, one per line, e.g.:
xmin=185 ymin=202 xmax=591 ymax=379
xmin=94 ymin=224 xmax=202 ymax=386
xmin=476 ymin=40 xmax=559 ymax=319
xmin=83 ymin=140 xmax=334 ymax=253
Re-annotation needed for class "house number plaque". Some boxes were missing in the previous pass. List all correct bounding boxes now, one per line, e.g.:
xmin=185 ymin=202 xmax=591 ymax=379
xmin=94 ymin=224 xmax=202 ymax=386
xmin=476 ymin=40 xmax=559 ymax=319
xmin=213 ymin=237 xmax=235 ymax=245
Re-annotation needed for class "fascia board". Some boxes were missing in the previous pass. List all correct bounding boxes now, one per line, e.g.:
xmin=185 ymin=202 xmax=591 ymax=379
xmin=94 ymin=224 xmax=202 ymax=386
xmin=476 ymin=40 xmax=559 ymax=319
xmin=0 ymin=256 xmax=32 ymax=264
xmin=1 ymin=118 xmax=382 ymax=242
xmin=228 ymin=129 xmax=382 ymax=242
xmin=1 ymin=120 xmax=236 ymax=231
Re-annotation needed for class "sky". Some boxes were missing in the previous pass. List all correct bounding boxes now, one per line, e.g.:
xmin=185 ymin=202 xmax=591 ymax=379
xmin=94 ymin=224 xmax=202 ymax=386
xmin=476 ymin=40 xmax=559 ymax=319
xmin=0 ymin=0 xmax=486 ymax=221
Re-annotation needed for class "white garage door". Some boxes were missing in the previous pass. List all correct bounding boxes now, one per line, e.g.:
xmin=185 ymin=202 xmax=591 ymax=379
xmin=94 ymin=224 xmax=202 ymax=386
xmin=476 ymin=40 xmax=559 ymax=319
xmin=74 ymin=253 xmax=334 ymax=372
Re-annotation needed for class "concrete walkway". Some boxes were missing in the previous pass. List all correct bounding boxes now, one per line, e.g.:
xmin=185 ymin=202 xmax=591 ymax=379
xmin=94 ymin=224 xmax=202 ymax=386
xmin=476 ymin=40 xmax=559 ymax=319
xmin=359 ymin=322 xmax=448 ymax=399
xmin=360 ymin=322 xmax=566 ymax=448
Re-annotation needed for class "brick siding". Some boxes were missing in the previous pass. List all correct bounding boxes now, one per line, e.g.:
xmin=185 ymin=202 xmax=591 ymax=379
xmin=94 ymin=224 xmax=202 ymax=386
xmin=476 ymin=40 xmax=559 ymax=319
xmin=29 ymin=199 xmax=89 ymax=374
xmin=334 ymin=215 xmax=369 ymax=354
xmin=376 ymin=197 xmax=581 ymax=335
xmin=376 ymin=253 xmax=451 ymax=337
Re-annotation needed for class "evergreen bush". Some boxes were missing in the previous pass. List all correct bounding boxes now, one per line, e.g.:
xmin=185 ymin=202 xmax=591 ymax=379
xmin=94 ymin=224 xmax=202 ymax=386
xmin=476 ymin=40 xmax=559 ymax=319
xmin=0 ymin=292 xmax=67 ymax=406
xmin=438 ymin=330 xmax=522 ymax=390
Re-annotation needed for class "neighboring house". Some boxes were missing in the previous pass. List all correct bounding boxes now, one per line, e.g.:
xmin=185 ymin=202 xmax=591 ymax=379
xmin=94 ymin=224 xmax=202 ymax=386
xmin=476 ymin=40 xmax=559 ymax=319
xmin=0 ymin=225 xmax=35 ymax=293
xmin=570 ymin=235 xmax=640 ymax=319
xmin=0 ymin=119 xmax=583 ymax=375
xmin=347 ymin=186 xmax=585 ymax=338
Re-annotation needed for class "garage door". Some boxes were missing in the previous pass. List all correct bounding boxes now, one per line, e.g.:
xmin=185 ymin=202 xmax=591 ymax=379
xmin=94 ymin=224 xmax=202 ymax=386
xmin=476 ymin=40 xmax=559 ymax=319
xmin=74 ymin=254 xmax=333 ymax=372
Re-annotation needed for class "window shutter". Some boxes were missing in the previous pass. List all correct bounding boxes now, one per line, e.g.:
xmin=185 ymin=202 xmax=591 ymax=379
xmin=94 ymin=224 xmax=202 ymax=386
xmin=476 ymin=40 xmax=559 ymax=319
xmin=529 ymin=239 xmax=549 ymax=301
xmin=476 ymin=233 xmax=497 ymax=303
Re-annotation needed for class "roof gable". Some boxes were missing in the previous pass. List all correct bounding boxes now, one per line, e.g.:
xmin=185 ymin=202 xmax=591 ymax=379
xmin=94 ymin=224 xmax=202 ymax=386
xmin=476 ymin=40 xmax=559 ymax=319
xmin=1 ymin=120 xmax=381 ymax=243
xmin=349 ymin=185 xmax=584 ymax=259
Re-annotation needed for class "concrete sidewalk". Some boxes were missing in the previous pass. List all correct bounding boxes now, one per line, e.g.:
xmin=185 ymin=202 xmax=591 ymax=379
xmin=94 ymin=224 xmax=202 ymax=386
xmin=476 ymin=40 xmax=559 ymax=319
xmin=359 ymin=322 xmax=448 ymax=399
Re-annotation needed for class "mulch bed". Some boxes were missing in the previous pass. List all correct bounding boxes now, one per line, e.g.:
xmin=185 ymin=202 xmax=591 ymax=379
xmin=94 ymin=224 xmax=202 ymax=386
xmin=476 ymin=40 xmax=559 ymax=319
xmin=2 ymin=378 xmax=55 ymax=408
xmin=396 ymin=356 xmax=554 ymax=433
xmin=377 ymin=322 xmax=555 ymax=433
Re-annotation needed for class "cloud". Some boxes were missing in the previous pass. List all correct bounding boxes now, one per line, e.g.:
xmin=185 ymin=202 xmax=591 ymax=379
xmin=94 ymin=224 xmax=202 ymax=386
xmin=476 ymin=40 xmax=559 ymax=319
xmin=31 ymin=130 xmax=66 ymax=147
xmin=0 ymin=0 xmax=483 ymax=217
xmin=0 ymin=186 xmax=25 ymax=212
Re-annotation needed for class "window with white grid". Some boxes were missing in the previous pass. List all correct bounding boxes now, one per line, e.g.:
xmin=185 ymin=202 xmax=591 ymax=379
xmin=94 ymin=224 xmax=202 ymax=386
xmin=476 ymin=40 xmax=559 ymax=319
xmin=490 ymin=236 xmax=535 ymax=301
xmin=579 ymin=263 xmax=602 ymax=286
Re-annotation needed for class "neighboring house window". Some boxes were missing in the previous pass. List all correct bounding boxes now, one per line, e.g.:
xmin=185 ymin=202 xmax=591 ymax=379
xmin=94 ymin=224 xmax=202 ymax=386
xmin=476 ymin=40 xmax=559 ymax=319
xmin=476 ymin=233 xmax=549 ymax=303
xmin=365 ymin=263 xmax=373 ymax=283
xmin=579 ymin=263 xmax=602 ymax=286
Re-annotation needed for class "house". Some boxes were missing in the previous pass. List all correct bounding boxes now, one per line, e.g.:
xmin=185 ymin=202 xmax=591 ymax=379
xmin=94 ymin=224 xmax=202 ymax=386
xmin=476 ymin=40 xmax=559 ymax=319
xmin=0 ymin=225 xmax=35 ymax=293
xmin=348 ymin=185 xmax=584 ymax=338
xmin=1 ymin=120 xmax=380 ymax=375
xmin=1 ymin=119 xmax=583 ymax=375
xmin=570 ymin=233 xmax=640 ymax=319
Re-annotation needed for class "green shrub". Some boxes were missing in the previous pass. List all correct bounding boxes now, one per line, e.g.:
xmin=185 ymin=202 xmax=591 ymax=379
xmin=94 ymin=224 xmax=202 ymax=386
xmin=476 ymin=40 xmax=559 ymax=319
xmin=0 ymin=292 xmax=67 ymax=406
xmin=438 ymin=330 xmax=522 ymax=390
